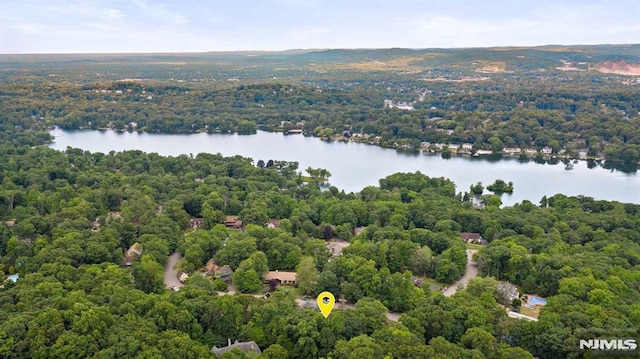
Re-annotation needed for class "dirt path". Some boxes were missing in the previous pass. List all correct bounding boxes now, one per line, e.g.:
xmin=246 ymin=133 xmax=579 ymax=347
xmin=443 ymin=249 xmax=479 ymax=297
xmin=164 ymin=252 xmax=184 ymax=289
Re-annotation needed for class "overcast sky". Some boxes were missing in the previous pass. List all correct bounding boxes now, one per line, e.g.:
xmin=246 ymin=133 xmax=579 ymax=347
xmin=1 ymin=0 xmax=638 ymax=53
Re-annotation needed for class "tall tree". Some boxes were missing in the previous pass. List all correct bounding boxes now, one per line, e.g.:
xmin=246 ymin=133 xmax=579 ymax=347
xmin=296 ymin=256 xmax=319 ymax=295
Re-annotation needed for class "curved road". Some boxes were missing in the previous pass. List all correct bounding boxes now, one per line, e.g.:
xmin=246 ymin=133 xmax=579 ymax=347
xmin=164 ymin=252 xmax=184 ymax=289
xmin=443 ymin=249 xmax=479 ymax=297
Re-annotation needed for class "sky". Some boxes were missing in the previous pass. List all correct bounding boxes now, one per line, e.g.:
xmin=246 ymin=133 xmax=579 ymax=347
xmin=1 ymin=0 xmax=639 ymax=53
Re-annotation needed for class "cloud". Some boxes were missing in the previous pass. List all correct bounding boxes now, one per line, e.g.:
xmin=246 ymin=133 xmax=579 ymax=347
xmin=1 ymin=0 xmax=639 ymax=53
xmin=386 ymin=2 xmax=640 ymax=48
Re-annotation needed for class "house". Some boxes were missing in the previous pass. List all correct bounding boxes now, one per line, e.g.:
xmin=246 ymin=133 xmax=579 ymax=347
xmin=124 ymin=242 xmax=143 ymax=266
xmin=524 ymin=148 xmax=538 ymax=156
xmin=384 ymin=99 xmax=414 ymax=110
xmin=266 ymin=219 xmax=281 ymax=229
xmin=189 ymin=218 xmax=205 ymax=229
xmin=263 ymin=271 xmax=297 ymax=286
xmin=212 ymin=340 xmax=261 ymax=357
xmin=106 ymin=211 xmax=123 ymax=224
xmin=395 ymin=102 xmax=414 ymax=110
xmin=179 ymin=273 xmax=189 ymax=283
xmin=460 ymin=232 xmax=487 ymax=244
xmin=91 ymin=217 xmax=100 ymax=232
xmin=448 ymin=144 xmax=460 ymax=151
xmin=4 ymin=220 xmax=15 ymax=228
xmin=204 ymin=258 xmax=222 ymax=275
xmin=461 ymin=143 xmax=474 ymax=151
xmin=541 ymin=146 xmax=553 ymax=155
xmin=224 ymin=216 xmax=243 ymax=229
xmin=578 ymin=149 xmax=588 ymax=159
xmin=503 ymin=147 xmax=522 ymax=155
xmin=498 ymin=282 xmax=520 ymax=302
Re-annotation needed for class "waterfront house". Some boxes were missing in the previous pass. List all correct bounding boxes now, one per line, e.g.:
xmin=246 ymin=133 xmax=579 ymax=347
xmin=503 ymin=147 xmax=521 ymax=155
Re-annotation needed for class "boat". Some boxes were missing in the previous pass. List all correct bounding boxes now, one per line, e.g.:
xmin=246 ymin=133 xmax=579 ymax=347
xmin=565 ymin=163 xmax=574 ymax=170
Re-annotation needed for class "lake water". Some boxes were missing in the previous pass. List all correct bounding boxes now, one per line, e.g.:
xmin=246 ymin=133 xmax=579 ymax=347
xmin=49 ymin=128 xmax=640 ymax=206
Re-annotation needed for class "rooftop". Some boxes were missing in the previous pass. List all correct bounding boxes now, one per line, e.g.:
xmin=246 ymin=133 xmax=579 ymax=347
xmin=212 ymin=340 xmax=261 ymax=356
xmin=460 ymin=232 xmax=482 ymax=241
xmin=264 ymin=271 xmax=297 ymax=282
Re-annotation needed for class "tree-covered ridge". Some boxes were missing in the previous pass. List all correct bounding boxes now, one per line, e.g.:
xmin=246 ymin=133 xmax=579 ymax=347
xmin=0 ymin=144 xmax=639 ymax=358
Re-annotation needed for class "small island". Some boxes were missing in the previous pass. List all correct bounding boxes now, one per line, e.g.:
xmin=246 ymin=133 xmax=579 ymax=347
xmin=487 ymin=179 xmax=514 ymax=194
xmin=302 ymin=166 xmax=332 ymax=183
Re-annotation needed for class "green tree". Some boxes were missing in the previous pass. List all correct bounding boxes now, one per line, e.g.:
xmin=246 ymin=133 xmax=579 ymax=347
xmin=296 ymin=256 xmax=319 ymax=295
xmin=132 ymin=254 xmax=164 ymax=294
xmin=262 ymin=344 xmax=289 ymax=359
xmin=233 ymin=268 xmax=262 ymax=293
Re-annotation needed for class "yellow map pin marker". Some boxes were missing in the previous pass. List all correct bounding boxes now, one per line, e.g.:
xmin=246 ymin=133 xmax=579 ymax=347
xmin=317 ymin=291 xmax=335 ymax=318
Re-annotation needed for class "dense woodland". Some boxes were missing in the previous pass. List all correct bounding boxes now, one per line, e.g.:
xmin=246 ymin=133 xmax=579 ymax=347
xmin=1 ymin=46 xmax=640 ymax=358
xmin=1 ymin=134 xmax=640 ymax=357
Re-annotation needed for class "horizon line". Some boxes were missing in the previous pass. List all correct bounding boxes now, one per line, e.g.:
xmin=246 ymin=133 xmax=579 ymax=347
xmin=1 ymin=43 xmax=638 ymax=56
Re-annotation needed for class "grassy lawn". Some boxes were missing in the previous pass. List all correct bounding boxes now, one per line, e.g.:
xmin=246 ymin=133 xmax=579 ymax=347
xmin=300 ymin=176 xmax=327 ymax=183
xmin=465 ymin=243 xmax=487 ymax=250
xmin=518 ymin=305 xmax=541 ymax=318
xmin=421 ymin=277 xmax=448 ymax=289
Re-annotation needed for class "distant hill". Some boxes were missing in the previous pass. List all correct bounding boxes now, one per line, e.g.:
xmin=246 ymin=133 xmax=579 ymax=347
xmin=2 ymin=44 xmax=639 ymax=82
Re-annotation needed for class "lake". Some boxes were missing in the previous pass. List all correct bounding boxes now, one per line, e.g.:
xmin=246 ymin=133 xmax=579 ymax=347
xmin=49 ymin=128 xmax=640 ymax=206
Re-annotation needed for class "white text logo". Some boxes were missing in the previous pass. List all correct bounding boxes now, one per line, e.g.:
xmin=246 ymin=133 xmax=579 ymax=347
xmin=579 ymin=339 xmax=637 ymax=351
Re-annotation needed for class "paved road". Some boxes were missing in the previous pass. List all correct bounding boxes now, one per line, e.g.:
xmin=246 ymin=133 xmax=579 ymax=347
xmin=443 ymin=249 xmax=479 ymax=297
xmin=164 ymin=252 xmax=184 ymax=289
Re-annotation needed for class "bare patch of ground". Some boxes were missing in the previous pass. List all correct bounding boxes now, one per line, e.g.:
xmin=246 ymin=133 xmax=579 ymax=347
xmin=596 ymin=61 xmax=640 ymax=76
xmin=476 ymin=62 xmax=512 ymax=73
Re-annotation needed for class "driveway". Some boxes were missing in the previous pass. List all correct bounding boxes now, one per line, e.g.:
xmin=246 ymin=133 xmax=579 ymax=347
xmin=164 ymin=252 xmax=184 ymax=289
xmin=443 ymin=249 xmax=479 ymax=297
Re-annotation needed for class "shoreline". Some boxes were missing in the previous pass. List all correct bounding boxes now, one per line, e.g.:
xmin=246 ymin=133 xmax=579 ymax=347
xmin=49 ymin=126 xmax=637 ymax=166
